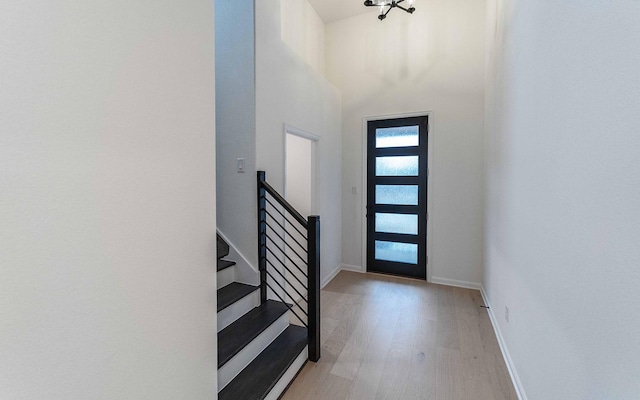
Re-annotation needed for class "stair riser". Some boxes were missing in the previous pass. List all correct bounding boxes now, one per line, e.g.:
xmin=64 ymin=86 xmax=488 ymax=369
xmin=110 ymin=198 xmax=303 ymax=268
xmin=264 ymin=345 xmax=307 ymax=400
xmin=217 ymin=290 xmax=261 ymax=332
xmin=217 ymin=266 xmax=235 ymax=289
xmin=217 ymin=234 xmax=230 ymax=259
xmin=218 ymin=312 xmax=290 ymax=392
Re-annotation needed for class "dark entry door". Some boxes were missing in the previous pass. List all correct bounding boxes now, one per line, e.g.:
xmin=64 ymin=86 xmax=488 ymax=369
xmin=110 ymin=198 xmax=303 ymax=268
xmin=366 ymin=116 xmax=428 ymax=279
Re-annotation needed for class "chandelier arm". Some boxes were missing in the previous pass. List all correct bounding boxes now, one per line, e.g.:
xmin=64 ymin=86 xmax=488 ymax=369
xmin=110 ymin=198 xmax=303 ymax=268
xmin=363 ymin=1 xmax=377 ymax=7
xmin=366 ymin=0 xmax=414 ymax=19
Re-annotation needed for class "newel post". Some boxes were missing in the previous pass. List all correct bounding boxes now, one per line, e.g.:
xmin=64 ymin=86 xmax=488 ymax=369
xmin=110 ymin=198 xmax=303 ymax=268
xmin=257 ymin=171 xmax=267 ymax=304
xmin=307 ymin=215 xmax=321 ymax=362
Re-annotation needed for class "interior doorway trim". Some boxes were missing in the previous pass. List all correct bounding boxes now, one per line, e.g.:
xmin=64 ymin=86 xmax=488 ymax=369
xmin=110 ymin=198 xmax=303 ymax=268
xmin=283 ymin=124 xmax=319 ymax=215
xmin=361 ymin=111 xmax=434 ymax=283
xmin=284 ymin=123 xmax=320 ymax=142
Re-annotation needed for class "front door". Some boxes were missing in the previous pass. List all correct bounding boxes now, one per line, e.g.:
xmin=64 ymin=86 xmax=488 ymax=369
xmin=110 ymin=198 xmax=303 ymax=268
xmin=366 ymin=116 xmax=428 ymax=279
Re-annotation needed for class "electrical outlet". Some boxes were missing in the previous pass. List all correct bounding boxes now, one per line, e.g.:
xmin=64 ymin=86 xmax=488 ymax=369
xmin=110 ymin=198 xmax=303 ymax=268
xmin=351 ymin=186 xmax=358 ymax=194
xmin=505 ymin=306 xmax=510 ymax=323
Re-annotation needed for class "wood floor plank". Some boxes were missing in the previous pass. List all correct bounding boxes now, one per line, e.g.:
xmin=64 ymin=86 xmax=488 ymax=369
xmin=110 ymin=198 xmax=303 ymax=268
xmin=281 ymin=271 xmax=517 ymax=400
xmin=484 ymin=352 xmax=520 ymax=400
xmin=347 ymin=324 xmax=395 ymax=400
xmin=436 ymin=286 xmax=461 ymax=350
xmin=456 ymin=301 xmax=485 ymax=358
xmin=393 ymin=316 xmax=438 ymax=400
xmin=330 ymin=286 xmax=392 ymax=380
xmin=401 ymin=346 xmax=437 ymax=400
xmin=435 ymin=346 xmax=465 ymax=400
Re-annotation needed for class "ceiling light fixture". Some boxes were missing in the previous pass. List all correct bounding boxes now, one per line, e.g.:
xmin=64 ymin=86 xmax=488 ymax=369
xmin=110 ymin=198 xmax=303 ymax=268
xmin=364 ymin=0 xmax=415 ymax=21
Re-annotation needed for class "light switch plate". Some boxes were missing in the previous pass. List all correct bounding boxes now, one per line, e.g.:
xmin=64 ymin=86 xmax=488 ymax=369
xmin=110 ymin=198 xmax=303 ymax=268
xmin=237 ymin=158 xmax=245 ymax=173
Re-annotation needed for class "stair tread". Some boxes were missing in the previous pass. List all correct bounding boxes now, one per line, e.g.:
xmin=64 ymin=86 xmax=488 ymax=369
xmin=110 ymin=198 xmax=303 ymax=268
xmin=217 ymin=259 xmax=236 ymax=272
xmin=219 ymin=325 xmax=308 ymax=400
xmin=218 ymin=300 xmax=290 ymax=368
xmin=217 ymin=282 xmax=259 ymax=312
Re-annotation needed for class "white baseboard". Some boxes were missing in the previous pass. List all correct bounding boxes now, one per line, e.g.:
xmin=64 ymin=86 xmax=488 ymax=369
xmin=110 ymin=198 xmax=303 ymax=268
xmin=480 ymin=286 xmax=528 ymax=400
xmin=217 ymin=230 xmax=259 ymax=286
xmin=340 ymin=264 xmax=363 ymax=273
xmin=430 ymin=276 xmax=481 ymax=290
xmin=321 ymin=264 xmax=342 ymax=289
xmin=320 ymin=264 xmax=364 ymax=289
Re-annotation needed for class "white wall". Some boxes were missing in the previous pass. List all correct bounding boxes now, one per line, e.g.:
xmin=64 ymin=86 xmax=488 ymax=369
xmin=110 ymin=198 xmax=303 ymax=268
xmin=0 ymin=1 xmax=217 ymax=399
xmin=286 ymin=134 xmax=313 ymax=217
xmin=326 ymin=0 xmax=486 ymax=286
xmin=215 ymin=0 xmax=258 ymax=269
xmin=484 ymin=1 xmax=640 ymax=398
xmin=256 ymin=0 xmax=343 ymax=285
xmin=281 ymin=0 xmax=326 ymax=74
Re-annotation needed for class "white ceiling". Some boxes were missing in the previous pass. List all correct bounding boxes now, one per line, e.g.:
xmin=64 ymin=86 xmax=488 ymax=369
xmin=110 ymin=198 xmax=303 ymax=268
xmin=307 ymin=0 xmax=378 ymax=24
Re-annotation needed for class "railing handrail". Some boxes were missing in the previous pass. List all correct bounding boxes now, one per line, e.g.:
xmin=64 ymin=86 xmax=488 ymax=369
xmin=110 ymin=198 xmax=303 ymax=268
xmin=258 ymin=175 xmax=308 ymax=228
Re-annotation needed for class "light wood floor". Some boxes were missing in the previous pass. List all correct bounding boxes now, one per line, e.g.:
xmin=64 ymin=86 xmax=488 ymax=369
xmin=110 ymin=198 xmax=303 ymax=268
xmin=282 ymin=271 xmax=518 ymax=400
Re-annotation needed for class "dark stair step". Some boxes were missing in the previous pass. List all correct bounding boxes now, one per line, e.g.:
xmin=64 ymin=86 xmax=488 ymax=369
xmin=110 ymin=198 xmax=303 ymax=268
xmin=219 ymin=325 xmax=308 ymax=400
xmin=217 ymin=282 xmax=259 ymax=312
xmin=217 ymin=234 xmax=230 ymax=259
xmin=218 ymin=300 xmax=289 ymax=368
xmin=217 ymin=259 xmax=236 ymax=272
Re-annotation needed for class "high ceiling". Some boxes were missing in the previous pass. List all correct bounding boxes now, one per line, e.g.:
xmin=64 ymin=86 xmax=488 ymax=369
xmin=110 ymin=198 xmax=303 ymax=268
xmin=307 ymin=0 xmax=378 ymax=24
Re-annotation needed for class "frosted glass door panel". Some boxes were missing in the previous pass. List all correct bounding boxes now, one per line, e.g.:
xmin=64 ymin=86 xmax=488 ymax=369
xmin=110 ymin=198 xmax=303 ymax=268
xmin=375 ymin=241 xmax=418 ymax=264
xmin=376 ymin=185 xmax=418 ymax=205
xmin=376 ymin=126 xmax=419 ymax=148
xmin=376 ymin=156 xmax=419 ymax=176
xmin=375 ymin=213 xmax=418 ymax=235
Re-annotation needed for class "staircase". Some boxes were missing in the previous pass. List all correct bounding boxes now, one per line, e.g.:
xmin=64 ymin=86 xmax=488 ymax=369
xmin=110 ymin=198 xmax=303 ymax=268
xmin=216 ymin=232 xmax=310 ymax=400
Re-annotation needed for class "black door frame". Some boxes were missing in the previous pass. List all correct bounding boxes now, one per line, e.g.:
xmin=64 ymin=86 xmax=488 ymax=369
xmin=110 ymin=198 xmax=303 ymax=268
xmin=365 ymin=115 xmax=429 ymax=280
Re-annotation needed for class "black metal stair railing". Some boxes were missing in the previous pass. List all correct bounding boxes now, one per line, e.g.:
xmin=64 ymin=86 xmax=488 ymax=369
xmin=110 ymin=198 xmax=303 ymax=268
xmin=257 ymin=171 xmax=320 ymax=362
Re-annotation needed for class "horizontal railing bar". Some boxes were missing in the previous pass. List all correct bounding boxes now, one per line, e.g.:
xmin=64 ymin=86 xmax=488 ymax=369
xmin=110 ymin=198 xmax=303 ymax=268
xmin=263 ymin=229 xmax=307 ymax=269
xmin=265 ymin=248 xmax=308 ymax=287
xmin=264 ymin=197 xmax=308 ymax=240
xmin=265 ymin=280 xmax=308 ymax=326
xmin=264 ymin=202 xmax=308 ymax=244
xmin=265 ymin=270 xmax=296 ymax=307
xmin=259 ymin=181 xmax=308 ymax=228
xmin=265 ymin=281 xmax=308 ymax=328
xmin=263 ymin=195 xmax=300 ymax=226
xmin=288 ymin=304 xmax=309 ymax=328
xmin=265 ymin=213 xmax=308 ymax=255
xmin=265 ymin=219 xmax=308 ymax=261
xmin=264 ymin=238 xmax=308 ymax=279
xmin=265 ymin=258 xmax=308 ymax=304
xmin=265 ymin=245 xmax=308 ymax=283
